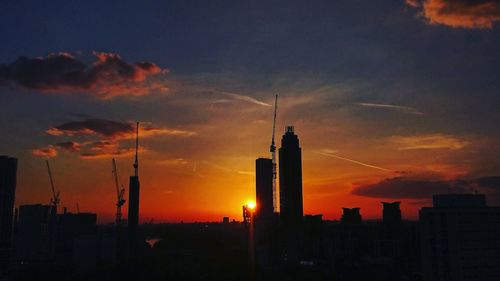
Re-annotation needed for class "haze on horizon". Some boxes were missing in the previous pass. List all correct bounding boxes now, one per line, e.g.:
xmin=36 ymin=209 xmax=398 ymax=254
xmin=1 ymin=0 xmax=500 ymax=223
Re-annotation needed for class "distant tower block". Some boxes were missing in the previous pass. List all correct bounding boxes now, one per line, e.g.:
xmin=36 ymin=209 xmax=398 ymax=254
xmin=279 ymin=126 xmax=303 ymax=226
xmin=341 ymin=208 xmax=362 ymax=225
xmin=382 ymin=201 xmax=402 ymax=224
xmin=255 ymin=158 xmax=273 ymax=221
xmin=0 ymin=156 xmax=17 ymax=267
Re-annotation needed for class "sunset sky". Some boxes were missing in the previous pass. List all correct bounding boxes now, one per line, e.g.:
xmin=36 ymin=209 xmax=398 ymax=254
xmin=1 ymin=0 xmax=500 ymax=223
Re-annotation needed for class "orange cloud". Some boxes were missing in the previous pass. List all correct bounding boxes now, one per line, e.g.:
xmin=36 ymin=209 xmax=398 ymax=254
xmin=32 ymin=146 xmax=57 ymax=158
xmin=54 ymin=141 xmax=81 ymax=152
xmin=389 ymin=133 xmax=468 ymax=150
xmin=406 ymin=0 xmax=500 ymax=29
xmin=0 ymin=51 xmax=168 ymax=98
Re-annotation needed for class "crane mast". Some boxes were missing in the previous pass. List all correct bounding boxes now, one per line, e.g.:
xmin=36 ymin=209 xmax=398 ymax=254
xmin=46 ymin=160 xmax=60 ymax=210
xmin=270 ymin=94 xmax=278 ymax=213
xmin=112 ymin=158 xmax=126 ymax=226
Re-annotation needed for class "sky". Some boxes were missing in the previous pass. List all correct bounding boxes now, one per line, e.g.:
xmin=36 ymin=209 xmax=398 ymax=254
xmin=1 ymin=0 xmax=500 ymax=223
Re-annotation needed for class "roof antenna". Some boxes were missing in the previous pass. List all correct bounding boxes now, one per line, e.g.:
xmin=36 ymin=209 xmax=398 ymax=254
xmin=133 ymin=122 xmax=139 ymax=177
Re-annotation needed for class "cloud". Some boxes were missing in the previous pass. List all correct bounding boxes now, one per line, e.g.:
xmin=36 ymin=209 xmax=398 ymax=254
xmin=46 ymin=118 xmax=196 ymax=140
xmin=39 ymin=118 xmax=195 ymax=159
xmin=389 ymin=134 xmax=468 ymax=150
xmin=32 ymin=146 xmax=57 ymax=158
xmin=158 ymin=158 xmax=189 ymax=166
xmin=79 ymin=140 xmax=149 ymax=159
xmin=406 ymin=0 xmax=420 ymax=8
xmin=80 ymin=147 xmax=139 ymax=159
xmin=353 ymin=175 xmax=500 ymax=199
xmin=406 ymin=0 xmax=500 ymax=29
xmin=54 ymin=141 xmax=81 ymax=152
xmin=315 ymin=149 xmax=393 ymax=172
xmin=47 ymin=118 xmax=135 ymax=139
xmin=354 ymin=102 xmax=424 ymax=115
xmin=352 ymin=177 xmax=464 ymax=198
xmin=220 ymin=92 xmax=272 ymax=107
xmin=473 ymin=176 xmax=500 ymax=190
xmin=0 ymin=52 xmax=167 ymax=98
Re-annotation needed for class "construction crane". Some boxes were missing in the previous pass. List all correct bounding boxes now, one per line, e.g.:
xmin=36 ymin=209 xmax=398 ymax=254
xmin=270 ymin=94 xmax=278 ymax=213
xmin=46 ymin=160 xmax=60 ymax=211
xmin=112 ymin=158 xmax=126 ymax=226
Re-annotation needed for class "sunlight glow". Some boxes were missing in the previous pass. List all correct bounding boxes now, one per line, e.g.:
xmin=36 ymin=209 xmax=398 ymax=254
xmin=246 ymin=201 xmax=256 ymax=210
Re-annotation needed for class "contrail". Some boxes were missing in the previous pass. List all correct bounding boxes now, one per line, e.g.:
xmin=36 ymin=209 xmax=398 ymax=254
xmin=221 ymin=92 xmax=272 ymax=107
xmin=315 ymin=150 xmax=392 ymax=172
xmin=355 ymin=102 xmax=423 ymax=115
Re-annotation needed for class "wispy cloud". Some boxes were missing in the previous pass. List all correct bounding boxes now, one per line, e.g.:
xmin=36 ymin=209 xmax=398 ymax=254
xmin=157 ymin=158 xmax=189 ymax=166
xmin=354 ymin=102 xmax=423 ymax=115
xmin=315 ymin=149 xmax=393 ymax=172
xmin=220 ymin=92 xmax=272 ymax=107
xmin=202 ymin=161 xmax=254 ymax=176
xmin=389 ymin=134 xmax=468 ymax=150
xmin=80 ymin=146 xmax=147 ymax=160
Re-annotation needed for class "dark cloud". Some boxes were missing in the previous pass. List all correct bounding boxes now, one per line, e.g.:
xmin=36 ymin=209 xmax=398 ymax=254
xmin=406 ymin=0 xmax=500 ymax=29
xmin=352 ymin=177 xmax=458 ymax=199
xmin=0 ymin=52 xmax=166 ymax=98
xmin=474 ymin=176 xmax=500 ymax=189
xmin=353 ymin=175 xmax=500 ymax=199
xmin=54 ymin=141 xmax=81 ymax=152
xmin=46 ymin=118 xmax=135 ymax=139
xmin=46 ymin=118 xmax=196 ymax=140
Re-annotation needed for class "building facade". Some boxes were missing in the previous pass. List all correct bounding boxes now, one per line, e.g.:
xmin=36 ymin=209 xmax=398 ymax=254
xmin=0 ymin=155 xmax=17 ymax=268
xmin=278 ymin=126 xmax=303 ymax=227
xmin=255 ymin=158 xmax=273 ymax=222
xmin=420 ymin=194 xmax=500 ymax=281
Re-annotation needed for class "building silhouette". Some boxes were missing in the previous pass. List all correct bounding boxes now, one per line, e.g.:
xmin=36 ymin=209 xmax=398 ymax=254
xmin=57 ymin=210 xmax=97 ymax=269
xmin=420 ymin=193 xmax=500 ymax=281
xmin=255 ymin=158 xmax=273 ymax=222
xmin=128 ymin=176 xmax=140 ymax=237
xmin=277 ymin=126 xmax=304 ymax=263
xmin=382 ymin=201 xmax=402 ymax=225
xmin=14 ymin=204 xmax=52 ymax=262
xmin=128 ymin=122 xmax=141 ymax=254
xmin=279 ymin=126 xmax=303 ymax=226
xmin=341 ymin=208 xmax=362 ymax=225
xmin=0 ymin=155 xmax=17 ymax=268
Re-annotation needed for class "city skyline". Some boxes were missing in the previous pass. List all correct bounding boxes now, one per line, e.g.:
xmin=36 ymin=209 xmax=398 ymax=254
xmin=1 ymin=0 xmax=500 ymax=223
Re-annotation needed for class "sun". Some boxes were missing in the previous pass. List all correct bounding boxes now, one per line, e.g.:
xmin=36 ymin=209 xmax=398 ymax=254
xmin=246 ymin=201 xmax=256 ymax=210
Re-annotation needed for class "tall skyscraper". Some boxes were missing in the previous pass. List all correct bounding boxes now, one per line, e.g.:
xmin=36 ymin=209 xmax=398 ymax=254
xmin=255 ymin=158 xmax=273 ymax=221
xmin=128 ymin=122 xmax=140 ymax=254
xmin=420 ymin=194 xmax=500 ymax=281
xmin=382 ymin=201 xmax=402 ymax=225
xmin=0 ymin=155 xmax=17 ymax=267
xmin=279 ymin=126 xmax=303 ymax=226
xmin=278 ymin=126 xmax=304 ymax=263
